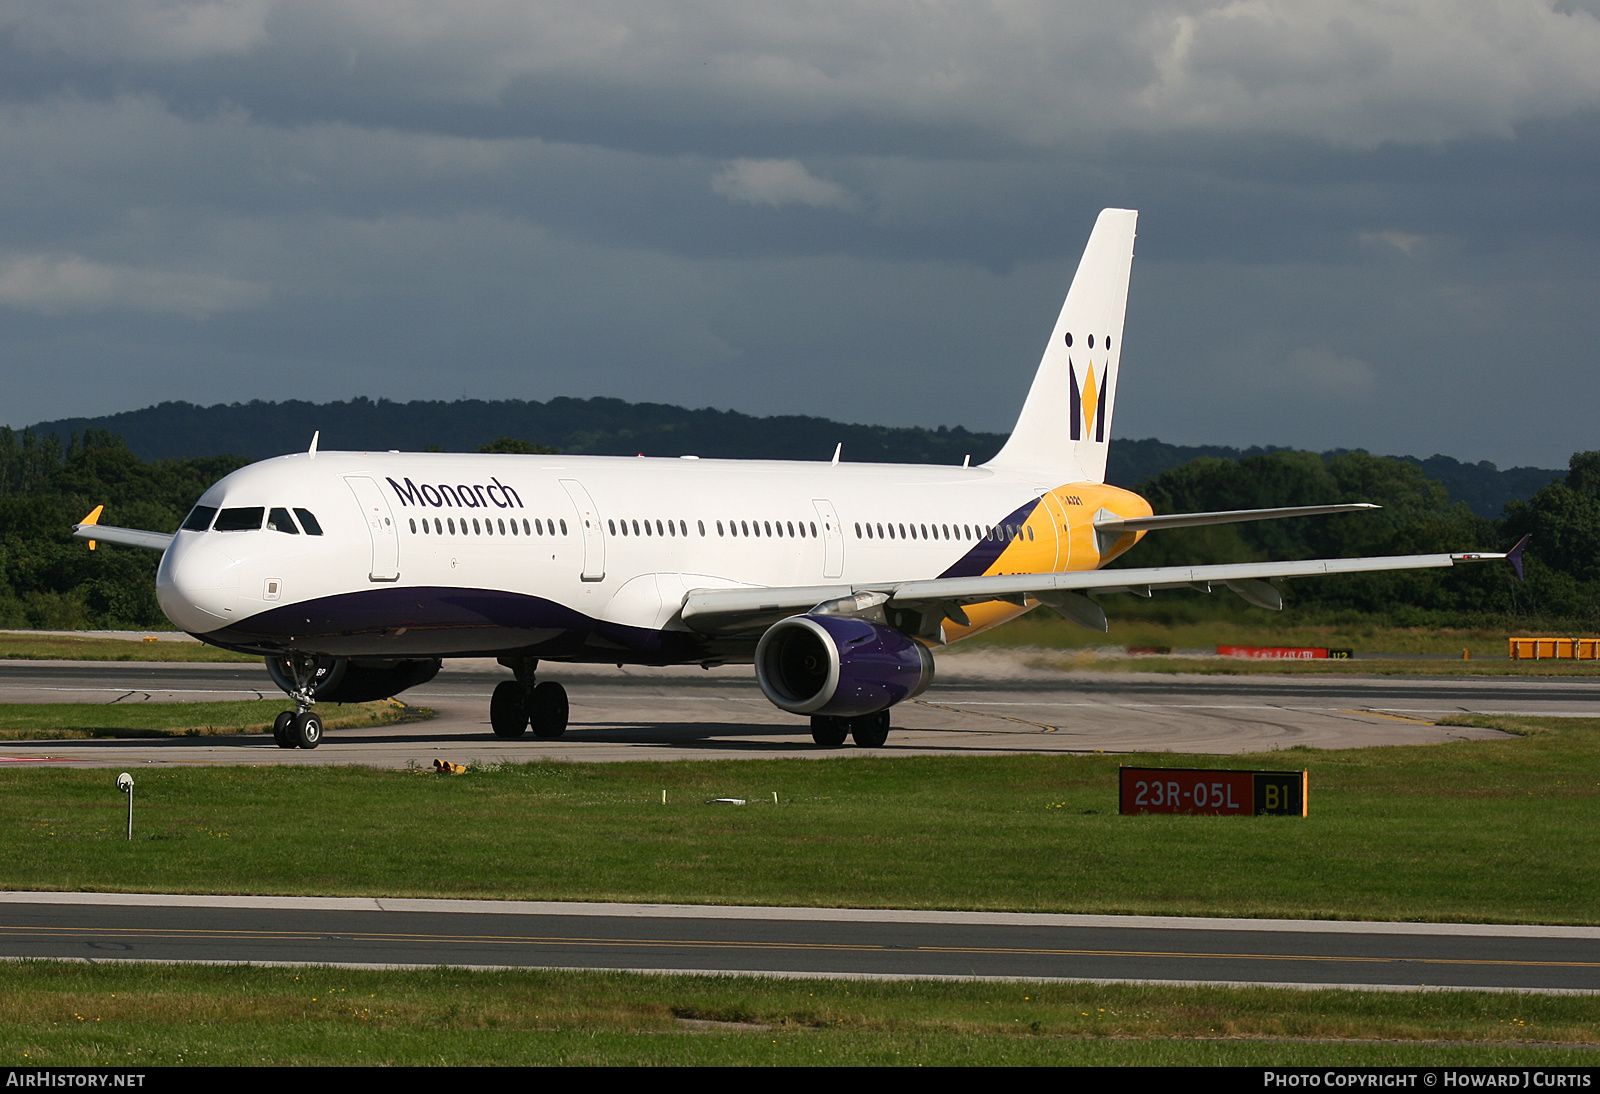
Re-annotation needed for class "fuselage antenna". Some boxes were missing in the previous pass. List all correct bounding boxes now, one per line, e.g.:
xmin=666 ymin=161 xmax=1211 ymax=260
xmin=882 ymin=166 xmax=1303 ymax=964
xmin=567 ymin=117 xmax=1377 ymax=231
xmin=831 ymin=443 xmax=841 ymax=466
xmin=963 ymin=454 xmax=970 ymax=468
xmin=308 ymin=431 xmax=320 ymax=460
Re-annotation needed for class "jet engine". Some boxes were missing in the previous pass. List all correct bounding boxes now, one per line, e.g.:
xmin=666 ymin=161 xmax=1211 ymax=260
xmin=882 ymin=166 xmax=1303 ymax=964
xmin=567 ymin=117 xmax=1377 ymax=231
xmin=266 ymin=656 xmax=441 ymax=703
xmin=754 ymin=614 xmax=934 ymax=717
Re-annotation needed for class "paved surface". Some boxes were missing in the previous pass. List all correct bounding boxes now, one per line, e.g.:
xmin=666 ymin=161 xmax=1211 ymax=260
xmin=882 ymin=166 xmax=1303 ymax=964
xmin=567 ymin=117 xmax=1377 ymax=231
xmin=2 ymin=653 xmax=1597 ymax=767
xmin=2 ymin=892 xmax=1594 ymax=993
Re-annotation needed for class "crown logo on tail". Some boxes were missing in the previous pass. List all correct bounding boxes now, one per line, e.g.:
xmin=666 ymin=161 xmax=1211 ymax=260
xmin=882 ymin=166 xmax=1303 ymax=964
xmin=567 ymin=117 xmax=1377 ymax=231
xmin=1068 ymin=358 xmax=1107 ymax=442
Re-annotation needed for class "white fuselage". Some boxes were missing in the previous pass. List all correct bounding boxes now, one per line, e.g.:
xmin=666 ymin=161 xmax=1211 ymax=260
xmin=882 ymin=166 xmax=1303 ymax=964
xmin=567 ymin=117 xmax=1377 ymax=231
xmin=156 ymin=449 xmax=1118 ymax=663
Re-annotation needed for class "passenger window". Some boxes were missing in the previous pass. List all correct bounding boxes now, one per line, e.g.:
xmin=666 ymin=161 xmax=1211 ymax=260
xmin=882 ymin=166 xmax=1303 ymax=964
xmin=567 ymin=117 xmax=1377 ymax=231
xmin=559 ymin=519 xmax=568 ymax=535
xmin=267 ymin=507 xmax=300 ymax=534
xmin=293 ymin=508 xmax=324 ymax=535
xmin=214 ymin=507 xmax=265 ymax=532
xmin=181 ymin=505 xmax=218 ymax=532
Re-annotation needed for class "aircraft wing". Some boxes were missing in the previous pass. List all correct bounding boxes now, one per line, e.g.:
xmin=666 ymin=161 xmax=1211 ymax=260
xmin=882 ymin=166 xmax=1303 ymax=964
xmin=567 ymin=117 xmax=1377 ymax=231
xmin=70 ymin=505 xmax=173 ymax=552
xmin=680 ymin=546 xmax=1521 ymax=636
xmin=71 ymin=522 xmax=173 ymax=552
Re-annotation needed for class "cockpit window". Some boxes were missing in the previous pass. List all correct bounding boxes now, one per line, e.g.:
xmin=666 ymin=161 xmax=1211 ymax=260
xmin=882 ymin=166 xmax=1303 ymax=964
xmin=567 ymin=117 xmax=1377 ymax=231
xmin=213 ymin=507 xmax=265 ymax=532
xmin=267 ymin=507 xmax=299 ymax=534
xmin=294 ymin=508 xmax=324 ymax=536
xmin=180 ymin=505 xmax=217 ymax=532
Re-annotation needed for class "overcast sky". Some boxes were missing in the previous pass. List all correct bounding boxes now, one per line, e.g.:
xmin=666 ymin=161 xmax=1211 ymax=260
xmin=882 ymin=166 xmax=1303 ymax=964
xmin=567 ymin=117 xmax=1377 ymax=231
xmin=2 ymin=1 xmax=1597 ymax=468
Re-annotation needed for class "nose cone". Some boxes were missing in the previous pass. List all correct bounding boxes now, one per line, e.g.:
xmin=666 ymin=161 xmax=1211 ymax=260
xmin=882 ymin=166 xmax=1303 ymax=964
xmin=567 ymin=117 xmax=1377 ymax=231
xmin=156 ymin=537 xmax=241 ymax=633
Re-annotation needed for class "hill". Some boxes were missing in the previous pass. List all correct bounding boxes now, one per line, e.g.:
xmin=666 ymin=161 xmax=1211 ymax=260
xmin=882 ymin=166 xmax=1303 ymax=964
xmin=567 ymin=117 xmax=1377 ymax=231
xmin=25 ymin=398 xmax=1561 ymax=518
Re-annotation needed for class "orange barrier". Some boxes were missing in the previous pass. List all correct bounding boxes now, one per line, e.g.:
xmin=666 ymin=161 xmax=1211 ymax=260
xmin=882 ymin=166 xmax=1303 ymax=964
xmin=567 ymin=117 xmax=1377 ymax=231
xmin=1508 ymin=637 xmax=1600 ymax=660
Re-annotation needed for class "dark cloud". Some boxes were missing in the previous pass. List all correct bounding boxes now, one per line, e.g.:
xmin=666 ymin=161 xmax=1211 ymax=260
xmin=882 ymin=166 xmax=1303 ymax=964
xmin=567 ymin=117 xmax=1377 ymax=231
xmin=1 ymin=1 xmax=1598 ymax=468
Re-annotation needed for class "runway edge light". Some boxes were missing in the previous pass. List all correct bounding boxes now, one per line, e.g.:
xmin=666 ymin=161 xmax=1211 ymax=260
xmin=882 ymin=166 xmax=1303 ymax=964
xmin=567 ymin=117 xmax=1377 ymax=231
xmin=116 ymin=772 xmax=134 ymax=839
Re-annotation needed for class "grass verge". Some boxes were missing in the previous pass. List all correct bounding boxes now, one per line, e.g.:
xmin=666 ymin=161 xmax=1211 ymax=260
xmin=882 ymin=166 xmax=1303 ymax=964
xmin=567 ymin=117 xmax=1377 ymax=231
xmin=967 ymin=609 xmax=1599 ymax=658
xmin=987 ymin=651 xmax=1600 ymax=677
xmin=2 ymin=716 xmax=1595 ymax=924
xmin=2 ymin=962 xmax=1595 ymax=1066
xmin=0 ymin=633 xmax=255 ymax=663
xmin=0 ymin=699 xmax=430 ymax=740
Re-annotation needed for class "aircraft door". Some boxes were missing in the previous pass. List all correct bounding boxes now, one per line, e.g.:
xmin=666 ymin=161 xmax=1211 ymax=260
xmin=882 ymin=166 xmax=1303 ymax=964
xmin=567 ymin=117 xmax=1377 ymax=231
xmin=560 ymin=479 xmax=606 ymax=582
xmin=344 ymin=475 xmax=401 ymax=582
xmin=812 ymin=499 xmax=845 ymax=579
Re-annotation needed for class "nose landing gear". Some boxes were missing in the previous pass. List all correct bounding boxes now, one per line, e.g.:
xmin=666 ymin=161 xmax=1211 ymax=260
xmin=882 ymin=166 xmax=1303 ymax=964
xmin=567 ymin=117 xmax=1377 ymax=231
xmin=272 ymin=653 xmax=323 ymax=750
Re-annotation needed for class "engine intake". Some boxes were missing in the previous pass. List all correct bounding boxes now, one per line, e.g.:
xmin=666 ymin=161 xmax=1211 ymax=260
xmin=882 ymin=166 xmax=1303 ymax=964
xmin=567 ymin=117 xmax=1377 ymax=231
xmin=755 ymin=614 xmax=934 ymax=717
xmin=266 ymin=656 xmax=441 ymax=703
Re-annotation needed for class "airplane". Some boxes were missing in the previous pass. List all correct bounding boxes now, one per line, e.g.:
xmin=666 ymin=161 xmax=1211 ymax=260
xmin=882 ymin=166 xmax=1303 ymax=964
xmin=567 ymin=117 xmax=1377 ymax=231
xmin=72 ymin=208 xmax=1525 ymax=750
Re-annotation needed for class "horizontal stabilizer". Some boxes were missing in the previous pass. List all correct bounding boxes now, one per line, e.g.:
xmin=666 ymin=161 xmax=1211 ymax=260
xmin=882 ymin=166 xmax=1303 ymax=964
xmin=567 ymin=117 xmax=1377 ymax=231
xmin=1093 ymin=503 xmax=1379 ymax=535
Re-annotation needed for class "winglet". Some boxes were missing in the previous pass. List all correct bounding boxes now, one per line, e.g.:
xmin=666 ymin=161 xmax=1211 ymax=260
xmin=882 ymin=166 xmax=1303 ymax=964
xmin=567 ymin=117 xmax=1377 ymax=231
xmin=80 ymin=505 xmax=104 ymax=550
xmin=1506 ymin=533 xmax=1530 ymax=581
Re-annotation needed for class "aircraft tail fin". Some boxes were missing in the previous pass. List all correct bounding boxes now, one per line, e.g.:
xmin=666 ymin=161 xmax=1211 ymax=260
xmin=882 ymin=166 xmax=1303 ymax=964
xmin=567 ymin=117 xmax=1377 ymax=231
xmin=985 ymin=208 xmax=1137 ymax=483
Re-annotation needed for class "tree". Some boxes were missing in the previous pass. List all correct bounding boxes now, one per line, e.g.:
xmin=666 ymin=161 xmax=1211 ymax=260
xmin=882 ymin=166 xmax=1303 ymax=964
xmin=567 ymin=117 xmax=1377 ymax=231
xmin=477 ymin=437 xmax=558 ymax=455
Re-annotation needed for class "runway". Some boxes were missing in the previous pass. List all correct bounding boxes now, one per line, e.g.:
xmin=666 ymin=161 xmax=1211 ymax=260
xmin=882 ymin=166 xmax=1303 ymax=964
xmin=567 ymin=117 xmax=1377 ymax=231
xmin=3 ymin=652 xmax=1596 ymax=766
xmin=2 ymin=892 xmax=1594 ymax=994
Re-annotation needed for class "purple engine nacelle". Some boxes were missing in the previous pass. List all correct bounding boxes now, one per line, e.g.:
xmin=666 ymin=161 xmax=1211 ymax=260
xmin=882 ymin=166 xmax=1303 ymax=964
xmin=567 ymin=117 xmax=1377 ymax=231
xmin=755 ymin=614 xmax=935 ymax=717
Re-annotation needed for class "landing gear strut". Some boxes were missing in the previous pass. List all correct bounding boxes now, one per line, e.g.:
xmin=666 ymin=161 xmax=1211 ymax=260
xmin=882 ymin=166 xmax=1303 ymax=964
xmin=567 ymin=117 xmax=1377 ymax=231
xmin=494 ymin=656 xmax=569 ymax=740
xmin=273 ymin=653 xmax=323 ymax=750
xmin=810 ymin=710 xmax=891 ymax=748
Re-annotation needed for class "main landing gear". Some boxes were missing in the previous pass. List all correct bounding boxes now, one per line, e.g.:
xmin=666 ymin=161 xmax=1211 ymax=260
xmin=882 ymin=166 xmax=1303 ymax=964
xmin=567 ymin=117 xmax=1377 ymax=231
xmin=810 ymin=710 xmax=891 ymax=749
xmin=272 ymin=653 xmax=323 ymax=750
xmin=491 ymin=656 xmax=569 ymax=739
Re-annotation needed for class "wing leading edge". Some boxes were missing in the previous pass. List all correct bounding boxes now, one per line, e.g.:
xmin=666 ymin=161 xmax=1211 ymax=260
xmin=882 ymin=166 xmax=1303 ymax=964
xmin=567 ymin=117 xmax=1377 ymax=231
xmin=680 ymin=547 xmax=1519 ymax=637
xmin=71 ymin=507 xmax=173 ymax=553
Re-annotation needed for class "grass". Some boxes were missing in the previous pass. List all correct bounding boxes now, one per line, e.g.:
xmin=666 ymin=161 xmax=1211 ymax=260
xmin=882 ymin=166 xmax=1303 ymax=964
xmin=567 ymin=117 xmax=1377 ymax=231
xmin=0 ymin=699 xmax=429 ymax=740
xmin=2 ymin=962 xmax=1596 ymax=1066
xmin=993 ymin=650 xmax=1600 ymax=677
xmin=2 ymin=716 xmax=1597 ymax=924
xmin=966 ymin=606 xmax=1600 ymax=655
xmin=0 ymin=632 xmax=255 ymax=663
xmin=7 ymin=624 xmax=1600 ymax=678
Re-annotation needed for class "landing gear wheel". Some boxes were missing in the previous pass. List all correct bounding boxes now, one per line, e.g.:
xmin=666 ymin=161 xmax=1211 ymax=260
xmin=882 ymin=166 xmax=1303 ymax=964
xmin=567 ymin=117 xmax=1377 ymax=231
xmin=292 ymin=711 xmax=322 ymax=750
xmin=490 ymin=680 xmax=529 ymax=738
xmin=272 ymin=711 xmax=297 ymax=749
xmin=528 ymin=681 xmax=568 ymax=739
xmin=810 ymin=715 xmax=848 ymax=747
xmin=850 ymin=710 xmax=891 ymax=748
